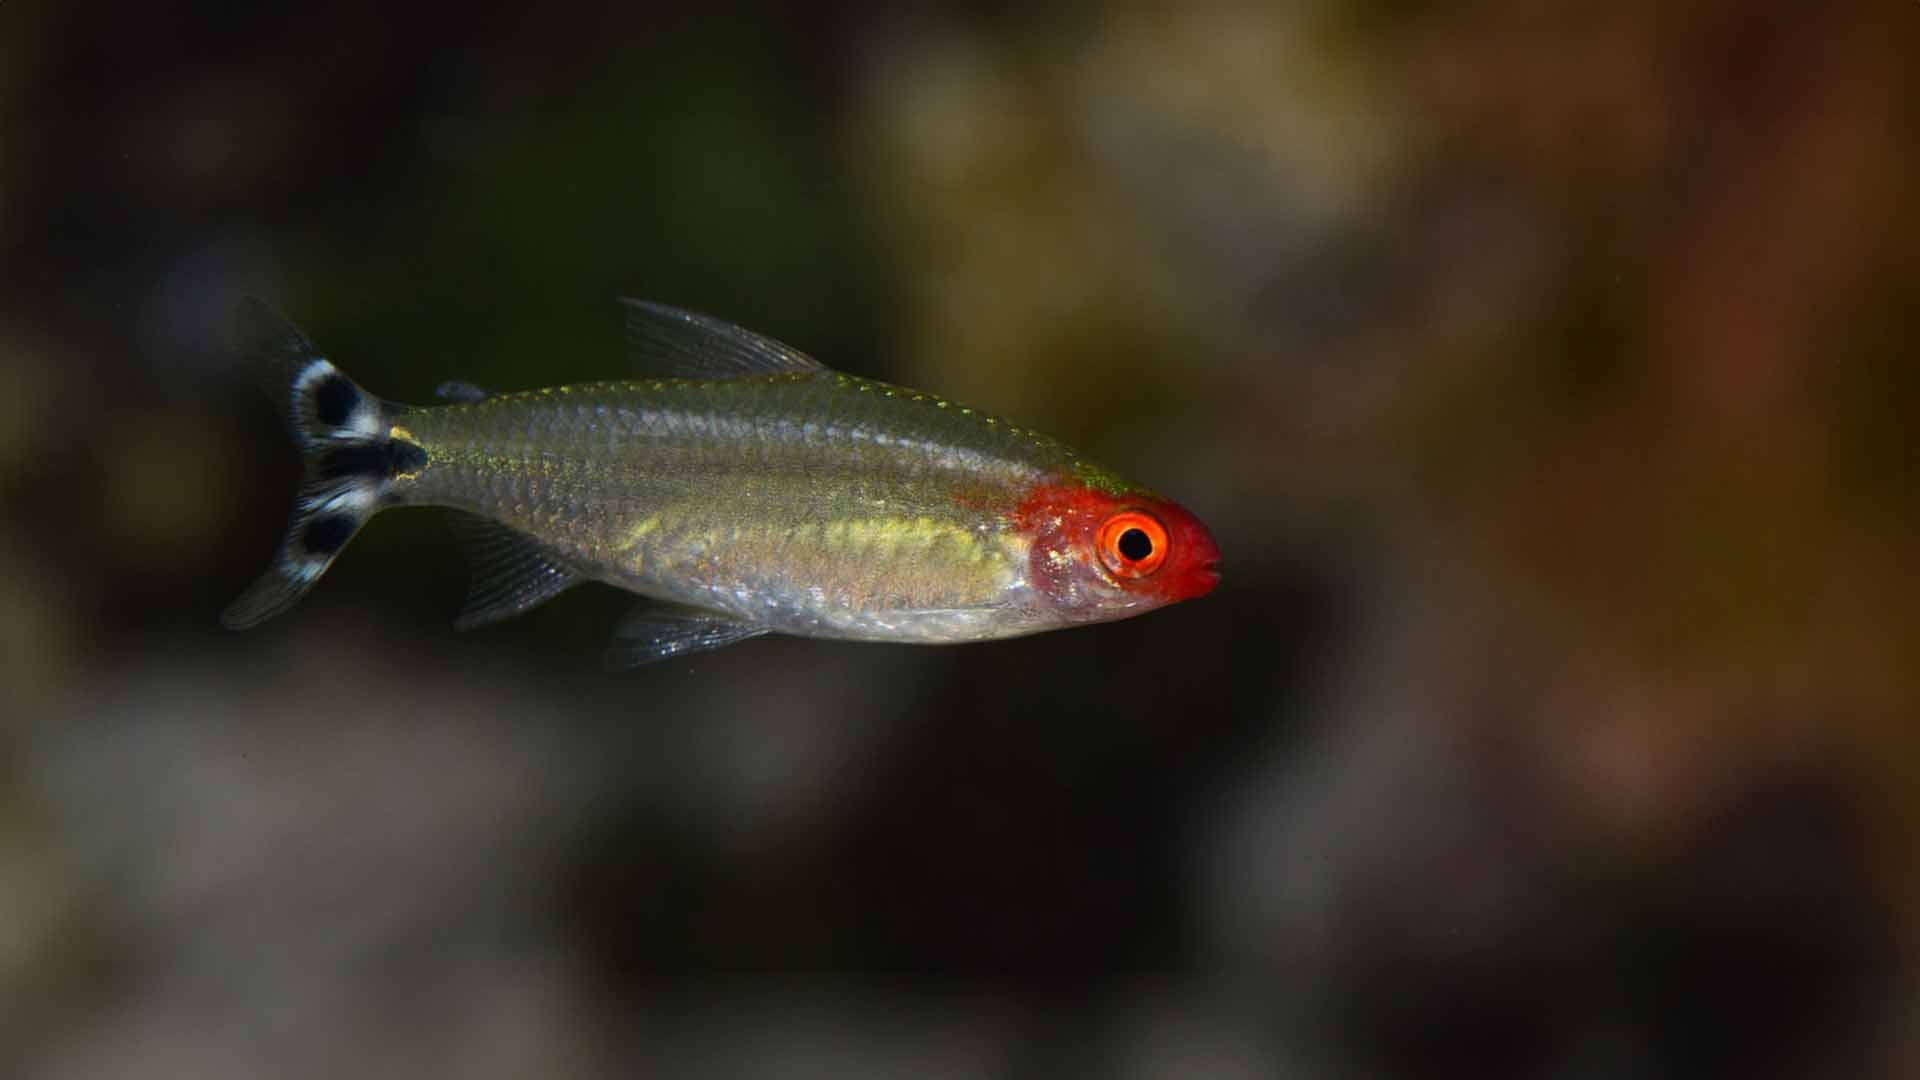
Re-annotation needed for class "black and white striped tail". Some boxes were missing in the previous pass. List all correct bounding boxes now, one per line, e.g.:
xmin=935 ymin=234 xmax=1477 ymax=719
xmin=222 ymin=299 xmax=425 ymax=630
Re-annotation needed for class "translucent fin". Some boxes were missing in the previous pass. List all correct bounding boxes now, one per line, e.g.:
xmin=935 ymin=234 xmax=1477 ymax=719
xmin=605 ymin=603 xmax=768 ymax=668
xmin=448 ymin=515 xmax=582 ymax=630
xmin=434 ymin=380 xmax=490 ymax=403
xmin=619 ymin=299 xmax=828 ymax=378
xmin=224 ymin=299 xmax=408 ymax=630
xmin=222 ymin=480 xmax=379 ymax=629
xmin=234 ymin=296 xmax=322 ymax=390
xmin=224 ymin=558 xmax=321 ymax=630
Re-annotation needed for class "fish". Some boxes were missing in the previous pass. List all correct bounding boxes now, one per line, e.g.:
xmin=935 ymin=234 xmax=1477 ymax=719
xmin=223 ymin=298 xmax=1220 ymax=664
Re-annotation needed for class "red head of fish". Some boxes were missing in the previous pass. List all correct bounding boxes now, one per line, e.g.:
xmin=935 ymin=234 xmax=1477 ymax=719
xmin=1013 ymin=478 xmax=1220 ymax=621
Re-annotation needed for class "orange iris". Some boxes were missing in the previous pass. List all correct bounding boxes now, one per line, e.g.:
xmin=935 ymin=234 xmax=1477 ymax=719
xmin=1096 ymin=510 xmax=1169 ymax=578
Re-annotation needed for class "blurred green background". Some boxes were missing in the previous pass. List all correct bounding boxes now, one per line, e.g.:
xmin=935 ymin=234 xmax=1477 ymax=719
xmin=2 ymin=2 xmax=1917 ymax=1076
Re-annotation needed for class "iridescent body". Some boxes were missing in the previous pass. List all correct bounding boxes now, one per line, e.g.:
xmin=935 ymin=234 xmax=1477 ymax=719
xmin=401 ymin=374 xmax=1061 ymax=640
xmin=224 ymin=300 xmax=1220 ymax=663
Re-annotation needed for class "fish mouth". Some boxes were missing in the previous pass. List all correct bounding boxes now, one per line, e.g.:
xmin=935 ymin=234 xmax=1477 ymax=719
xmin=1195 ymin=559 xmax=1222 ymax=590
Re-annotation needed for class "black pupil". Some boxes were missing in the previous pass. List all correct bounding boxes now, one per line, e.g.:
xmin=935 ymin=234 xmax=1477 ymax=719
xmin=1117 ymin=527 xmax=1154 ymax=562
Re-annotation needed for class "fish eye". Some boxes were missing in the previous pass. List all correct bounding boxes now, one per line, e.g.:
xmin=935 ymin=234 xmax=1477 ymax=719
xmin=1097 ymin=511 xmax=1168 ymax=577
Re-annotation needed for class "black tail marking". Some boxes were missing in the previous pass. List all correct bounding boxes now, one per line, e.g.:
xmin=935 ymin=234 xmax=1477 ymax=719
xmin=312 ymin=375 xmax=361 ymax=427
xmin=316 ymin=439 xmax=428 ymax=482
xmin=300 ymin=513 xmax=359 ymax=557
xmin=223 ymin=299 xmax=423 ymax=630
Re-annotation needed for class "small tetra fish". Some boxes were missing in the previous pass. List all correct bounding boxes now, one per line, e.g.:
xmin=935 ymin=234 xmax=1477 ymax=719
xmin=224 ymin=299 xmax=1220 ymax=664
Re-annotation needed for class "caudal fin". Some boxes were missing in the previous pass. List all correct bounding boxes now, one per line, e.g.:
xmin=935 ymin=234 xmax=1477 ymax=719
xmin=222 ymin=299 xmax=424 ymax=629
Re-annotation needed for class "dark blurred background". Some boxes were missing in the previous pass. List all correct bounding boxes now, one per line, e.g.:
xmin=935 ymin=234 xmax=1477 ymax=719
xmin=3 ymin=2 xmax=1917 ymax=1076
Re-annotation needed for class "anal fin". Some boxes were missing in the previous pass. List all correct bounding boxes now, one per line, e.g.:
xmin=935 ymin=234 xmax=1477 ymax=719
xmin=449 ymin=515 xmax=581 ymax=630
xmin=606 ymin=603 xmax=767 ymax=668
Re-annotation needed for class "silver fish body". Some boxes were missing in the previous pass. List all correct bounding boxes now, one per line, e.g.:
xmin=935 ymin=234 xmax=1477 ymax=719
xmin=395 ymin=374 xmax=1077 ymax=643
xmin=223 ymin=300 xmax=1220 ymax=664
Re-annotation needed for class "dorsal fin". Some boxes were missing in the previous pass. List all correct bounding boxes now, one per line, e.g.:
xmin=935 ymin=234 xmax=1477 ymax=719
xmin=605 ymin=602 xmax=768 ymax=667
xmin=619 ymin=299 xmax=827 ymax=378
xmin=434 ymin=380 xmax=490 ymax=404
xmin=447 ymin=515 xmax=581 ymax=630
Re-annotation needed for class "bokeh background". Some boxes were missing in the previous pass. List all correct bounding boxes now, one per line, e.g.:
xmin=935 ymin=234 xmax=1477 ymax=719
xmin=3 ymin=2 xmax=1917 ymax=1076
